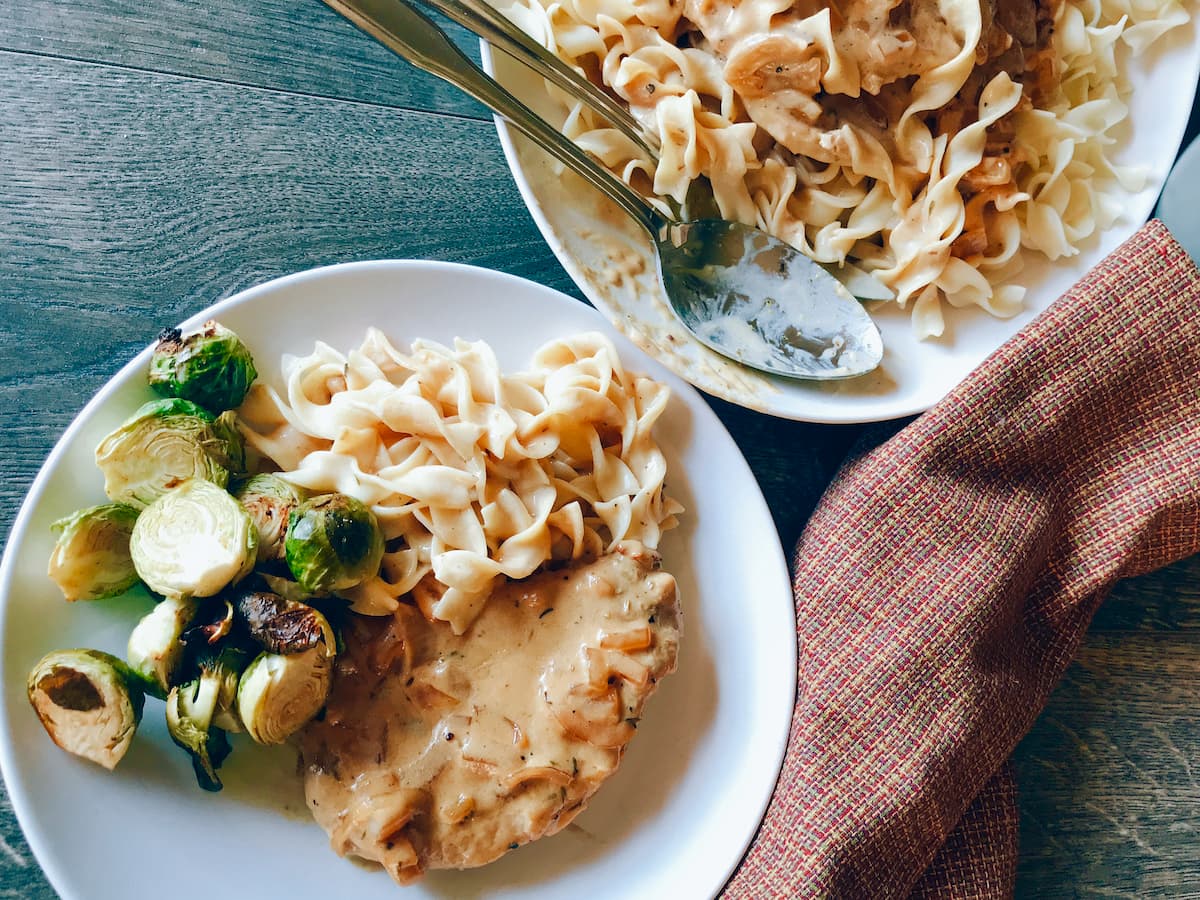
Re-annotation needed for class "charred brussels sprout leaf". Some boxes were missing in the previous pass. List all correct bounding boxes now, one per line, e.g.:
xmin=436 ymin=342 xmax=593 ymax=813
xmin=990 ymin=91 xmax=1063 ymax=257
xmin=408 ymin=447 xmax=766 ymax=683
xmin=285 ymin=494 xmax=384 ymax=593
xmin=27 ymin=649 xmax=145 ymax=771
xmin=94 ymin=398 xmax=235 ymax=509
xmin=236 ymin=647 xmax=332 ymax=745
xmin=47 ymin=503 xmax=140 ymax=601
xmin=130 ymin=479 xmax=257 ymax=600
xmin=180 ymin=598 xmax=235 ymax=647
xmin=148 ymin=320 xmax=258 ymax=414
xmin=232 ymin=589 xmax=336 ymax=656
xmin=234 ymin=474 xmax=303 ymax=563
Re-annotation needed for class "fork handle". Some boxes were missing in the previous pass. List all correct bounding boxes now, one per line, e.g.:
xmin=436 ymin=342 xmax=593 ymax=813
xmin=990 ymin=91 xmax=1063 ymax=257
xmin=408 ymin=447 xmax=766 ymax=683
xmin=321 ymin=0 xmax=665 ymax=236
xmin=416 ymin=0 xmax=659 ymax=161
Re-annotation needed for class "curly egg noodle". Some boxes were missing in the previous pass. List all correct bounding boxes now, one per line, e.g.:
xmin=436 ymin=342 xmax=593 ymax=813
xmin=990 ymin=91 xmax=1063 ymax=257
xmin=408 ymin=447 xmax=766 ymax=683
xmin=502 ymin=0 xmax=1187 ymax=338
xmin=237 ymin=330 xmax=682 ymax=633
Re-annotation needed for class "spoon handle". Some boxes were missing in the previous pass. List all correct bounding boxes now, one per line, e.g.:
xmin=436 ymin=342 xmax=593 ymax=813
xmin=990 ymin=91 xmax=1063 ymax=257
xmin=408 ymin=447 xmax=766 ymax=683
xmin=321 ymin=0 xmax=665 ymax=236
xmin=415 ymin=0 xmax=659 ymax=162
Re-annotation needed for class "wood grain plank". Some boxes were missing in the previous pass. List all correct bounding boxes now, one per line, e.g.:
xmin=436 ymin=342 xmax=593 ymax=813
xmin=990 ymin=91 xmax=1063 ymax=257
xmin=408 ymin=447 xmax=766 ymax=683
xmin=1015 ymin=632 xmax=1200 ymax=896
xmin=1090 ymin=554 xmax=1200 ymax=633
xmin=0 ymin=0 xmax=492 ymax=118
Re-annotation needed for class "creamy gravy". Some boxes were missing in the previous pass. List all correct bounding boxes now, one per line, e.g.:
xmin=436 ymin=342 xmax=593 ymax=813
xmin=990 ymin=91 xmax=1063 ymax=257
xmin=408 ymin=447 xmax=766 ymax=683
xmin=299 ymin=542 xmax=680 ymax=884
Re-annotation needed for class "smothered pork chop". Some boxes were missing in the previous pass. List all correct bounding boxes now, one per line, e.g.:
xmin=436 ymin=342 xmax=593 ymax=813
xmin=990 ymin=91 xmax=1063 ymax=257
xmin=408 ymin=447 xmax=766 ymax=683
xmin=300 ymin=542 xmax=680 ymax=884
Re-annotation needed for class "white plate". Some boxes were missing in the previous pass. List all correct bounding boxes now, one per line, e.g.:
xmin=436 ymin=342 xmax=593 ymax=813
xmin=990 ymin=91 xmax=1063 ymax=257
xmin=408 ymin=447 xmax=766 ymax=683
xmin=0 ymin=262 xmax=795 ymax=900
xmin=484 ymin=25 xmax=1200 ymax=423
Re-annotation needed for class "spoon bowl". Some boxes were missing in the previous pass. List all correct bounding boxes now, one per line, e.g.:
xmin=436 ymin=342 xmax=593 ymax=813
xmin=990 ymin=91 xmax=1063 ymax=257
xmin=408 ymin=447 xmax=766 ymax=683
xmin=657 ymin=220 xmax=882 ymax=379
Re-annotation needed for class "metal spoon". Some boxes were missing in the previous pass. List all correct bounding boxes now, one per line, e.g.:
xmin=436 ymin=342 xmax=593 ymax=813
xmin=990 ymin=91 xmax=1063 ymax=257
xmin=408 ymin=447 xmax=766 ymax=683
xmin=320 ymin=0 xmax=884 ymax=380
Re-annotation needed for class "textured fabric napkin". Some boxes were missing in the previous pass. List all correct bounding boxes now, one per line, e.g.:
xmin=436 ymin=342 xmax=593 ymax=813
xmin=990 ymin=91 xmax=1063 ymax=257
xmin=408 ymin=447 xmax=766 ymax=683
xmin=721 ymin=219 xmax=1200 ymax=898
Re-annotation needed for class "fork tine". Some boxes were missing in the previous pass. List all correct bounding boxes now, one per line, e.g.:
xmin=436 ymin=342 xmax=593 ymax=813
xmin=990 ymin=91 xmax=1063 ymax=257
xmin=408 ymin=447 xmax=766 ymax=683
xmin=414 ymin=0 xmax=659 ymax=161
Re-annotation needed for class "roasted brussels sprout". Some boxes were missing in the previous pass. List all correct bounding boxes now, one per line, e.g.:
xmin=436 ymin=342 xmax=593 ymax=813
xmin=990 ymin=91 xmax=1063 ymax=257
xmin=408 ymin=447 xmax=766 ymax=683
xmin=127 ymin=595 xmax=198 ymax=698
xmin=234 ymin=474 xmax=303 ymax=563
xmin=148 ymin=320 xmax=258 ymax=414
xmin=285 ymin=494 xmax=384 ymax=593
xmin=27 ymin=649 xmax=145 ymax=771
xmin=47 ymin=503 xmax=140 ymax=601
xmin=130 ymin=479 xmax=257 ymax=600
xmin=94 ymin=398 xmax=238 ymax=509
xmin=236 ymin=647 xmax=332 ymax=745
xmin=232 ymin=589 xmax=336 ymax=657
xmin=211 ymin=410 xmax=247 ymax=477
xmin=166 ymin=643 xmax=250 ymax=792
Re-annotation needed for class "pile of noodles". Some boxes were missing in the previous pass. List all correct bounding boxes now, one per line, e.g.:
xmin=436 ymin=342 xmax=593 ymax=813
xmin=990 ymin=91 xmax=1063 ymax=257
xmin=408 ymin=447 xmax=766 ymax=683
xmin=238 ymin=329 xmax=682 ymax=633
xmin=503 ymin=0 xmax=1188 ymax=337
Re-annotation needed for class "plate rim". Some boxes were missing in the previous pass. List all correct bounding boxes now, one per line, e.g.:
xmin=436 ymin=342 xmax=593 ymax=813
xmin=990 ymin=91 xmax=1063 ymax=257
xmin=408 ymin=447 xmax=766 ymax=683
xmin=481 ymin=30 xmax=1200 ymax=424
xmin=0 ymin=258 xmax=797 ymax=900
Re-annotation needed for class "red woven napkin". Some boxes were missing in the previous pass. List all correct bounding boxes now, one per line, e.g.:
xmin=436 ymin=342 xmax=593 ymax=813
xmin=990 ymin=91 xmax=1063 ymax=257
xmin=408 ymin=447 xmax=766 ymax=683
xmin=721 ymin=219 xmax=1200 ymax=898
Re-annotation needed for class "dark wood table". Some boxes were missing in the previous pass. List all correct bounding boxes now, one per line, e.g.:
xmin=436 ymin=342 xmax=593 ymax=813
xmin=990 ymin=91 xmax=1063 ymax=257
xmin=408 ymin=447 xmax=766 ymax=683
xmin=2 ymin=3 xmax=1198 ymax=895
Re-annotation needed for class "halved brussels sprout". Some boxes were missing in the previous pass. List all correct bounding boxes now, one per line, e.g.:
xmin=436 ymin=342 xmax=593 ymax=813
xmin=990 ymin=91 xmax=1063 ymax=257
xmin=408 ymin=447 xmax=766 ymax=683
xmin=127 ymin=595 xmax=199 ymax=698
xmin=166 ymin=642 xmax=251 ymax=791
xmin=236 ymin=647 xmax=332 ymax=745
xmin=232 ymin=589 xmax=336 ymax=657
xmin=285 ymin=494 xmax=384 ymax=593
xmin=234 ymin=474 xmax=303 ymax=563
xmin=47 ymin=503 xmax=140 ymax=601
xmin=148 ymin=320 xmax=258 ymax=414
xmin=94 ymin=398 xmax=237 ymax=509
xmin=27 ymin=649 xmax=145 ymax=771
xmin=130 ymin=480 xmax=257 ymax=600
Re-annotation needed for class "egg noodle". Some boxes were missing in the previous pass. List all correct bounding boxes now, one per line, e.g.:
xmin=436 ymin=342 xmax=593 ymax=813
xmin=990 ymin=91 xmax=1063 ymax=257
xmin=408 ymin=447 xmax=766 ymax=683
xmin=237 ymin=330 xmax=682 ymax=633
xmin=502 ymin=0 xmax=1187 ymax=338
